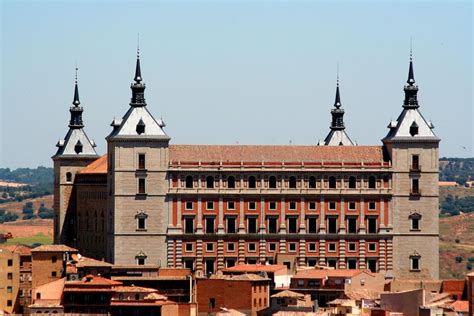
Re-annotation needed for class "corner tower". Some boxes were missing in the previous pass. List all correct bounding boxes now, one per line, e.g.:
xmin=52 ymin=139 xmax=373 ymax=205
xmin=52 ymin=69 xmax=98 ymax=244
xmin=106 ymin=50 xmax=170 ymax=265
xmin=383 ymin=53 xmax=440 ymax=279
xmin=321 ymin=77 xmax=354 ymax=146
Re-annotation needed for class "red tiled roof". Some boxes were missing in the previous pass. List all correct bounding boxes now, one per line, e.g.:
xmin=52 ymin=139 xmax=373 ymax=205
xmin=67 ymin=275 xmax=122 ymax=286
xmin=79 ymin=154 xmax=107 ymax=174
xmin=0 ymin=244 xmax=32 ymax=255
xmin=442 ymin=280 xmax=465 ymax=293
xmin=158 ymin=268 xmax=192 ymax=277
xmin=71 ymin=254 xmax=113 ymax=268
xmin=293 ymin=269 xmax=371 ymax=279
xmin=32 ymin=245 xmax=78 ymax=253
xmin=222 ymin=264 xmax=287 ymax=273
xmin=210 ymin=273 xmax=270 ymax=281
xmin=169 ymin=145 xmax=385 ymax=163
xmin=114 ymin=286 xmax=157 ymax=293
xmin=449 ymin=300 xmax=468 ymax=312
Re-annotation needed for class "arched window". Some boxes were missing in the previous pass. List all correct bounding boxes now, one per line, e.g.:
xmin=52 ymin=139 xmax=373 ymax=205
xmin=248 ymin=176 xmax=256 ymax=189
xmin=269 ymin=176 xmax=277 ymax=189
xmin=368 ymin=176 xmax=376 ymax=189
xmin=228 ymin=176 xmax=236 ymax=189
xmin=289 ymin=176 xmax=297 ymax=189
xmin=348 ymin=176 xmax=356 ymax=189
xmin=206 ymin=176 xmax=214 ymax=189
xmin=308 ymin=176 xmax=316 ymax=189
xmin=328 ymin=176 xmax=337 ymax=189
xmin=66 ymin=172 xmax=72 ymax=182
xmin=185 ymin=175 xmax=193 ymax=188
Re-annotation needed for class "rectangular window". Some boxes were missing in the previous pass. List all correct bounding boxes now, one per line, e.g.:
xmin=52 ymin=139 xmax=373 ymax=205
xmin=248 ymin=201 xmax=256 ymax=210
xmin=269 ymin=201 xmax=277 ymax=210
xmin=7 ymin=273 xmax=12 ymax=280
xmin=226 ymin=217 xmax=236 ymax=233
xmin=411 ymin=257 xmax=420 ymax=271
xmin=184 ymin=217 xmax=194 ymax=234
xmin=185 ymin=243 xmax=193 ymax=252
xmin=7 ymin=286 xmax=12 ymax=293
xmin=347 ymin=217 xmax=357 ymax=234
xmin=368 ymin=243 xmax=377 ymax=252
xmin=308 ymin=201 xmax=316 ymax=210
xmin=327 ymin=258 xmax=337 ymax=268
xmin=227 ymin=243 xmax=235 ymax=252
xmin=138 ymin=153 xmax=146 ymax=169
xmin=51 ymin=271 xmax=57 ymax=277
xmin=308 ymin=217 xmax=317 ymax=234
xmin=185 ymin=201 xmax=193 ymax=210
xmin=248 ymin=243 xmax=257 ymax=252
xmin=288 ymin=217 xmax=298 ymax=234
xmin=411 ymin=218 xmax=420 ymax=230
xmin=206 ymin=201 xmax=214 ymax=210
xmin=288 ymin=201 xmax=297 ymax=210
xmin=412 ymin=178 xmax=420 ymax=195
xmin=247 ymin=217 xmax=257 ymax=233
xmin=7 ymin=300 xmax=12 ymax=307
xmin=137 ymin=217 xmax=146 ymax=230
xmin=368 ymin=201 xmax=376 ymax=210
xmin=206 ymin=243 xmax=214 ymax=252
xmin=184 ymin=259 xmax=194 ymax=271
xmin=288 ymin=243 xmax=297 ymax=252
xmin=412 ymin=155 xmax=420 ymax=171
xmin=308 ymin=243 xmax=317 ymax=252
xmin=348 ymin=202 xmax=356 ymax=210
xmin=268 ymin=217 xmax=278 ymax=234
xmin=328 ymin=217 xmax=337 ymax=234
xmin=329 ymin=202 xmax=336 ymax=210
xmin=206 ymin=259 xmax=215 ymax=275
xmin=347 ymin=243 xmax=357 ymax=252
xmin=347 ymin=259 xmax=357 ymax=270
xmin=8 ymin=259 xmax=13 ymax=266
xmin=269 ymin=243 xmax=277 ymax=252
xmin=226 ymin=259 xmax=236 ymax=268
xmin=367 ymin=259 xmax=377 ymax=273
xmin=205 ymin=217 xmax=215 ymax=234
xmin=308 ymin=280 xmax=321 ymax=287
xmin=368 ymin=218 xmax=377 ymax=234
xmin=138 ymin=178 xmax=146 ymax=194
xmin=328 ymin=243 xmax=337 ymax=252
xmin=307 ymin=259 xmax=318 ymax=267
xmin=227 ymin=201 xmax=235 ymax=210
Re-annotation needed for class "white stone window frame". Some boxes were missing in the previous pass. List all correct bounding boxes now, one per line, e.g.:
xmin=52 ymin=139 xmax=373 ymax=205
xmin=327 ymin=243 xmax=337 ymax=253
xmin=206 ymin=201 xmax=214 ymax=211
xmin=227 ymin=201 xmax=236 ymax=210
xmin=269 ymin=201 xmax=277 ymax=211
xmin=347 ymin=243 xmax=357 ymax=252
xmin=205 ymin=243 xmax=214 ymax=252
xmin=409 ymin=212 xmax=422 ymax=231
xmin=308 ymin=201 xmax=317 ymax=211
xmin=135 ymin=211 xmax=148 ymax=231
xmin=248 ymin=242 xmax=257 ymax=252
xmin=268 ymin=243 xmax=277 ymax=252
xmin=185 ymin=243 xmax=193 ymax=253
xmin=368 ymin=201 xmax=377 ymax=211
xmin=288 ymin=243 xmax=297 ymax=252
xmin=135 ymin=251 xmax=147 ymax=265
xmin=227 ymin=242 xmax=236 ymax=252
xmin=308 ymin=242 xmax=317 ymax=252
xmin=185 ymin=201 xmax=194 ymax=211
xmin=367 ymin=243 xmax=377 ymax=253
xmin=288 ymin=201 xmax=297 ymax=211
xmin=248 ymin=201 xmax=257 ymax=211
xmin=328 ymin=201 xmax=337 ymax=211
xmin=348 ymin=201 xmax=357 ymax=211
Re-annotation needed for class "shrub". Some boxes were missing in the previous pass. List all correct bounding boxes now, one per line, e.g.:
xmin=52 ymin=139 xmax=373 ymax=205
xmin=455 ymin=256 xmax=463 ymax=263
xmin=467 ymin=263 xmax=473 ymax=271
xmin=22 ymin=214 xmax=37 ymax=220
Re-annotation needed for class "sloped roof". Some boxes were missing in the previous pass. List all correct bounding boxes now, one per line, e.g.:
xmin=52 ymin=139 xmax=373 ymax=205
xmin=31 ymin=278 xmax=66 ymax=307
xmin=383 ymin=108 xmax=438 ymax=142
xmin=449 ymin=300 xmax=468 ymax=312
xmin=79 ymin=154 xmax=107 ymax=174
xmin=223 ymin=264 xmax=287 ymax=273
xmin=108 ymin=106 xmax=168 ymax=139
xmin=0 ymin=244 xmax=32 ymax=255
xmin=54 ymin=128 xmax=98 ymax=157
xmin=322 ymin=130 xmax=354 ymax=146
xmin=271 ymin=290 xmax=304 ymax=298
xmin=210 ymin=273 xmax=270 ymax=281
xmin=32 ymin=245 xmax=78 ymax=253
xmin=114 ymin=286 xmax=157 ymax=293
xmin=293 ymin=269 xmax=371 ymax=279
xmin=169 ymin=145 xmax=384 ymax=163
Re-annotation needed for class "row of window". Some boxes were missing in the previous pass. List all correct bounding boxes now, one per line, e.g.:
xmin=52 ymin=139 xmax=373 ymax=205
xmin=182 ymin=241 xmax=380 ymax=253
xmin=181 ymin=175 xmax=385 ymax=189
xmin=181 ymin=216 xmax=383 ymax=234
xmin=183 ymin=200 xmax=380 ymax=211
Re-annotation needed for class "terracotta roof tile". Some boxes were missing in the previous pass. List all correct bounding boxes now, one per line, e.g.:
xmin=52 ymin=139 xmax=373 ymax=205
xmin=158 ymin=268 xmax=192 ymax=277
xmin=222 ymin=264 xmax=287 ymax=273
xmin=271 ymin=290 xmax=304 ymax=298
xmin=32 ymin=244 xmax=78 ymax=252
xmin=114 ymin=286 xmax=157 ymax=293
xmin=79 ymin=154 xmax=107 ymax=174
xmin=67 ymin=275 xmax=122 ymax=286
xmin=71 ymin=254 xmax=113 ymax=267
xmin=169 ymin=145 xmax=385 ymax=163
xmin=449 ymin=300 xmax=468 ymax=312
xmin=0 ymin=244 xmax=32 ymax=255
xmin=210 ymin=273 xmax=270 ymax=281
xmin=294 ymin=269 xmax=371 ymax=279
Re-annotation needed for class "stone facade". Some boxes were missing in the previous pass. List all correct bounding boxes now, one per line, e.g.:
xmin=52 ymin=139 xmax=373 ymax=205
xmin=53 ymin=54 xmax=439 ymax=280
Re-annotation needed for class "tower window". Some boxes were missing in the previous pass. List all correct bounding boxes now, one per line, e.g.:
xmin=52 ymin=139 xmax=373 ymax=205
xmin=328 ymin=217 xmax=337 ymax=234
xmin=206 ymin=176 xmax=214 ymax=189
xmin=347 ymin=217 xmax=357 ymax=234
xmin=411 ymin=178 xmax=420 ymax=195
xmin=248 ymin=176 xmax=256 ymax=189
xmin=308 ymin=176 xmax=316 ymax=189
xmin=268 ymin=217 xmax=278 ymax=233
xmin=74 ymin=140 xmax=83 ymax=154
xmin=409 ymin=122 xmax=419 ymax=136
xmin=184 ymin=217 xmax=194 ymax=234
xmin=136 ymin=255 xmax=146 ymax=266
xmin=368 ymin=176 xmax=376 ymax=189
xmin=205 ymin=217 xmax=215 ymax=234
xmin=227 ymin=176 xmax=236 ymax=189
xmin=411 ymin=155 xmax=420 ymax=171
xmin=410 ymin=256 xmax=420 ymax=271
xmin=288 ymin=217 xmax=298 ymax=233
xmin=289 ymin=176 xmax=297 ymax=189
xmin=138 ymin=154 xmax=146 ymax=169
xmin=66 ymin=172 xmax=72 ymax=182
xmin=206 ymin=201 xmax=214 ymax=210
xmin=348 ymin=176 xmax=356 ymax=189
xmin=307 ymin=217 xmax=317 ymax=233
xmin=185 ymin=175 xmax=194 ymax=188
xmin=411 ymin=217 xmax=420 ymax=230
xmin=226 ymin=217 xmax=236 ymax=233
xmin=136 ymin=212 xmax=148 ymax=230
xmin=308 ymin=243 xmax=317 ymax=252
xmin=328 ymin=176 xmax=337 ymax=189
xmin=367 ymin=217 xmax=378 ymax=234
xmin=136 ymin=119 xmax=145 ymax=135
xmin=347 ymin=259 xmax=357 ymax=270
xmin=138 ymin=178 xmax=146 ymax=194
xmin=247 ymin=217 xmax=257 ymax=233
xmin=269 ymin=176 xmax=277 ymax=189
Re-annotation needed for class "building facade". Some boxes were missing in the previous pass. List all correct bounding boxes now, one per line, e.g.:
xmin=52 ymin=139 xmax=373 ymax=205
xmin=53 ymin=51 xmax=440 ymax=279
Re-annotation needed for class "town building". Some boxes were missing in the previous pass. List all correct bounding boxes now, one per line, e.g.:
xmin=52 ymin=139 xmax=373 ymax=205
xmin=31 ymin=244 xmax=78 ymax=288
xmin=0 ymin=245 xmax=32 ymax=314
xmin=52 ymin=49 xmax=440 ymax=280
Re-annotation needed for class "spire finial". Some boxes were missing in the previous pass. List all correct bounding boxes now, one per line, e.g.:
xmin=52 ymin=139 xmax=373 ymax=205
xmin=134 ymin=38 xmax=142 ymax=83
xmin=334 ymin=64 xmax=341 ymax=108
xmin=407 ymin=41 xmax=415 ymax=85
xmin=73 ymin=65 xmax=80 ymax=106
xmin=137 ymin=33 xmax=140 ymax=59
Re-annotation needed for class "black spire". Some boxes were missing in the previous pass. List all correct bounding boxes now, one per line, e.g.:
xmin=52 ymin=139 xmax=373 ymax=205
xmin=69 ymin=67 xmax=84 ymax=128
xmin=130 ymin=48 xmax=147 ymax=107
xmin=330 ymin=76 xmax=345 ymax=130
xmin=403 ymin=50 xmax=419 ymax=108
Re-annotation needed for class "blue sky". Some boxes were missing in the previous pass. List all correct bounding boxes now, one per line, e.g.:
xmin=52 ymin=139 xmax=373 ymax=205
xmin=1 ymin=1 xmax=472 ymax=168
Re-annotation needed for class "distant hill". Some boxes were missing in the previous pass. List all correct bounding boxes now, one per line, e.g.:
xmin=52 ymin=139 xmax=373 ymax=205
xmin=439 ymin=157 xmax=474 ymax=185
xmin=0 ymin=167 xmax=53 ymax=203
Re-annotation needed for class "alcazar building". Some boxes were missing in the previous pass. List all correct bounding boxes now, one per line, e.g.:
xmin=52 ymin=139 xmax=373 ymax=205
xmin=53 ymin=50 xmax=440 ymax=279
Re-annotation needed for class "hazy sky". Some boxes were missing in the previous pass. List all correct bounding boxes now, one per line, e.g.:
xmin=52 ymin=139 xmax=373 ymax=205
xmin=1 ymin=1 xmax=472 ymax=168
